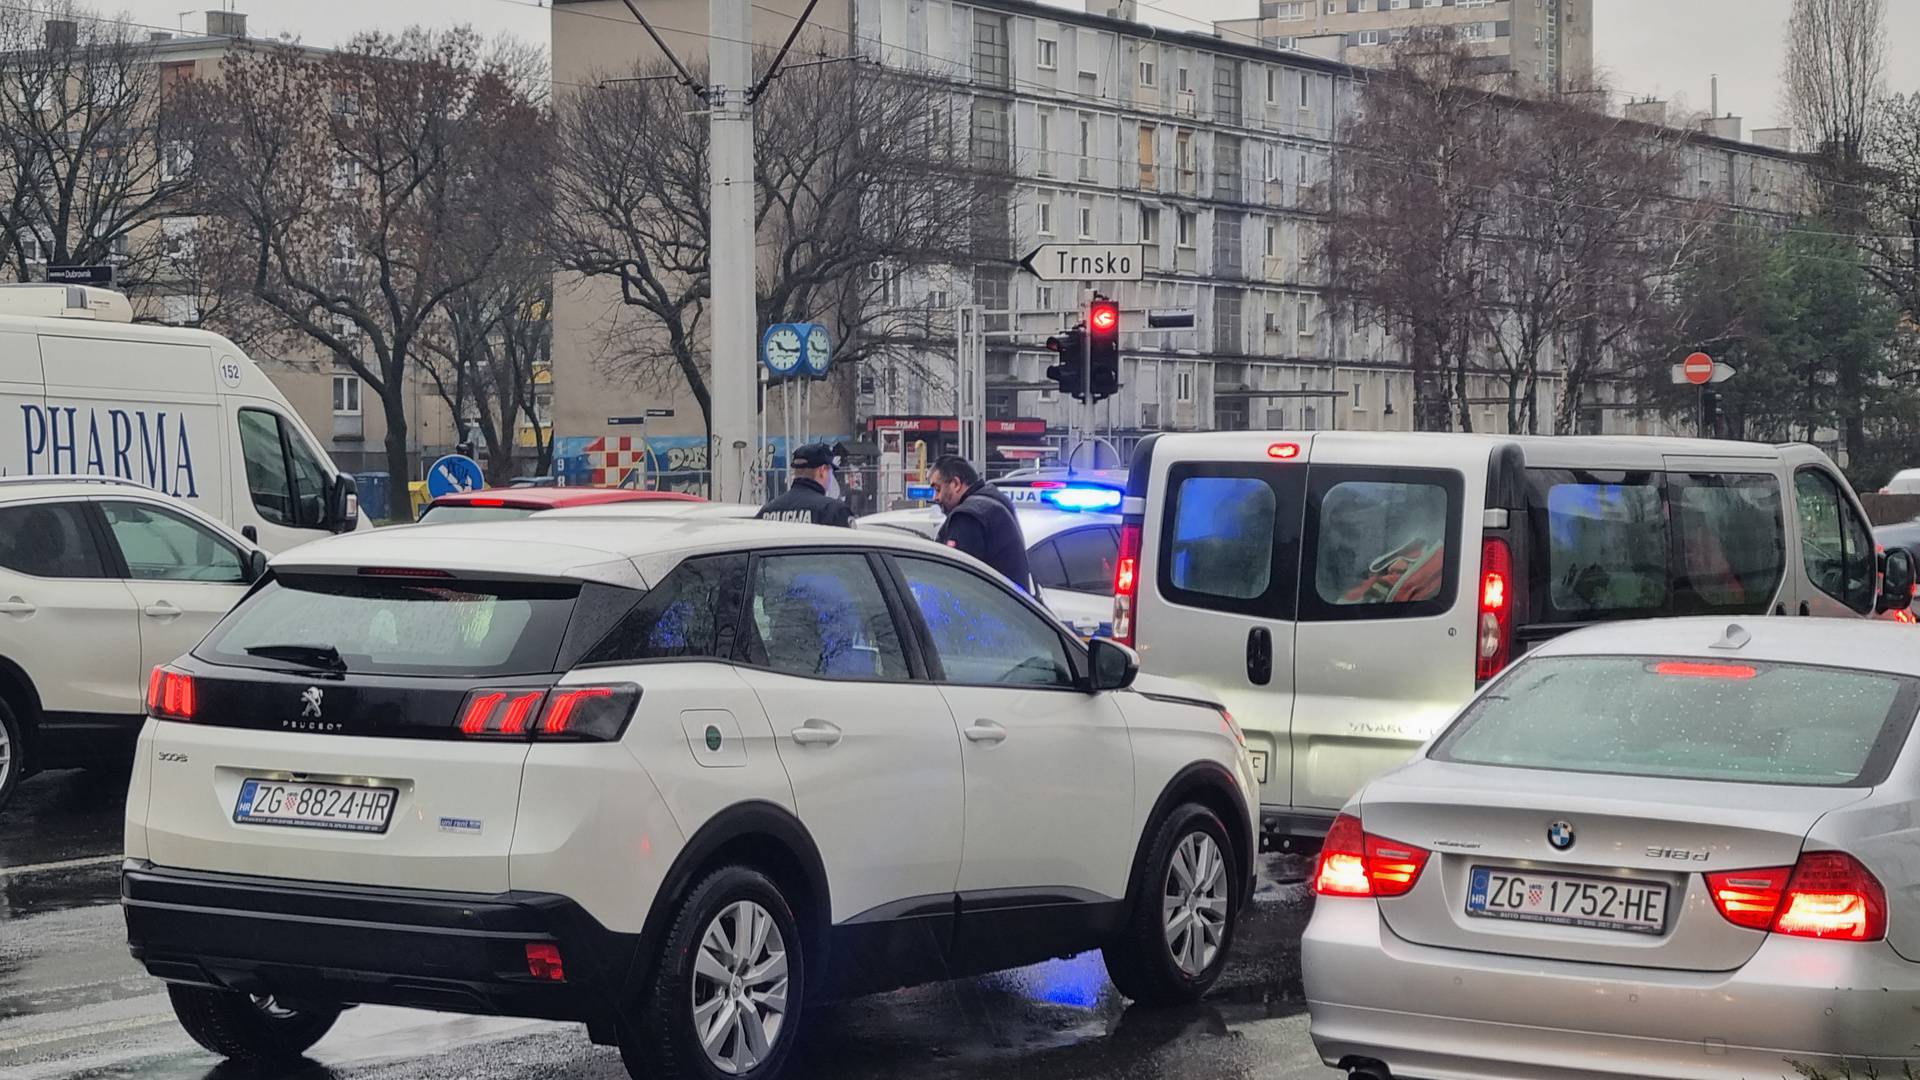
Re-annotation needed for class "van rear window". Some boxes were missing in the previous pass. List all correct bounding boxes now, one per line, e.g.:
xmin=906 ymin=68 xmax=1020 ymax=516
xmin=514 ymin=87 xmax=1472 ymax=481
xmin=202 ymin=574 xmax=578 ymax=677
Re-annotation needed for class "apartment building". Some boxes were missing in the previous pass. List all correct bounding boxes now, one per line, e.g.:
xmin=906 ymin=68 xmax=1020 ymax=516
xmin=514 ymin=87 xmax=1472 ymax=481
xmin=1220 ymin=0 xmax=1594 ymax=94
xmin=551 ymin=0 xmax=1807 ymax=469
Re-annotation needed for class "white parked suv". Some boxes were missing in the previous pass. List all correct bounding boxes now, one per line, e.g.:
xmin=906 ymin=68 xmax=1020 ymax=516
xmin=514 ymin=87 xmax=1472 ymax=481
xmin=122 ymin=516 xmax=1257 ymax=1079
xmin=0 ymin=475 xmax=267 ymax=807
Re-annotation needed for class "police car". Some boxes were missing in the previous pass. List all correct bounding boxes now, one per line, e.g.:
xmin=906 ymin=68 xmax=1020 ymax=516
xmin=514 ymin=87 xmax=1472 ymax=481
xmin=860 ymin=477 xmax=1125 ymax=638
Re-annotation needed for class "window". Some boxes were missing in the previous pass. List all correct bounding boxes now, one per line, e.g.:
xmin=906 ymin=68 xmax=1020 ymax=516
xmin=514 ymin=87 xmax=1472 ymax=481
xmin=1137 ymin=124 xmax=1156 ymax=187
xmin=1036 ymin=285 xmax=1055 ymax=310
xmin=1383 ymin=379 xmax=1394 ymax=413
xmin=744 ymin=553 xmax=907 ymax=679
xmin=1077 ymin=201 xmax=1095 ymax=239
xmin=330 ymin=89 xmax=360 ymax=117
xmin=972 ymin=265 xmax=1010 ymax=313
xmin=1037 ymin=37 xmax=1058 ymax=70
xmin=970 ymin=98 xmax=1011 ymax=166
xmin=1304 ymin=469 xmax=1459 ymax=619
xmin=1036 ymin=106 xmax=1054 ymax=173
xmin=1390 ymin=0 xmax=1407 ymax=8
xmin=1176 ymin=66 xmax=1191 ymax=92
xmin=1356 ymin=29 xmax=1383 ymax=45
xmin=1351 ymin=381 xmax=1364 ymax=410
xmin=1139 ymin=58 xmax=1157 ymax=86
xmin=971 ymin=13 xmax=1011 ymax=87
xmin=160 ymin=216 xmax=196 ymax=262
xmin=161 ymin=140 xmax=192 ymax=182
xmin=1298 ymin=72 xmax=1311 ymax=110
xmin=1795 ymin=469 xmax=1876 ymax=614
xmin=1296 ymin=298 xmax=1313 ymax=335
xmin=206 ymin=576 xmax=576 ymax=678
xmin=100 ymin=501 xmax=244 ymax=584
xmin=238 ymin=408 xmax=328 ymax=528
xmin=1214 ymin=60 xmax=1242 ymax=119
xmin=1176 ymin=368 xmax=1194 ymax=402
xmin=332 ymin=374 xmax=362 ymax=415
xmin=1162 ymin=466 xmax=1298 ymax=613
xmin=1670 ymin=473 xmax=1784 ymax=615
xmin=583 ymin=554 xmax=747 ymax=663
xmin=1177 ymin=211 xmax=1197 ymax=248
xmin=1463 ymin=22 xmax=1487 ymax=40
xmin=1434 ymin=656 xmax=1919 ymax=788
xmin=1264 ymin=222 xmax=1278 ymax=257
xmin=1036 ymin=194 xmax=1054 ymax=236
xmin=1539 ymin=476 xmax=1668 ymax=616
xmin=898 ymin=556 xmax=1074 ymax=688
xmin=1039 ymin=527 xmax=1119 ymax=593
xmin=0 ymin=502 xmax=106 ymax=578
xmin=1175 ymin=129 xmax=1195 ymax=187
xmin=1077 ymin=113 xmax=1094 ymax=178
xmin=1273 ymin=0 xmax=1307 ymax=19
xmin=1140 ymin=206 xmax=1161 ymax=244
xmin=330 ymin=157 xmax=362 ymax=194
xmin=1214 ymin=287 xmax=1244 ymax=353
xmin=1324 ymin=0 xmax=1337 ymax=11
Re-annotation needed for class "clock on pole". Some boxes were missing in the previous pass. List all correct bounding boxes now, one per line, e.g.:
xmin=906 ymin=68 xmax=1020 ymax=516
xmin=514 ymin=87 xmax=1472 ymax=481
xmin=759 ymin=324 xmax=804 ymax=377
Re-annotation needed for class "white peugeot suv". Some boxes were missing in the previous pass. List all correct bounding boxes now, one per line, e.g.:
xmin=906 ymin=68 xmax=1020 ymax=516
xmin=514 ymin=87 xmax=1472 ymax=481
xmin=123 ymin=516 xmax=1257 ymax=1079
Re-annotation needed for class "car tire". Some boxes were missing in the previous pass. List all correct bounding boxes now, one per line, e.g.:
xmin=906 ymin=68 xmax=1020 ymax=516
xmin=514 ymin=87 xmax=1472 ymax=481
xmin=622 ymin=865 xmax=805 ymax=1080
xmin=1104 ymin=802 xmax=1239 ymax=1007
xmin=0 ymin=695 xmax=24 ymax=812
xmin=166 ymin=985 xmax=339 ymax=1061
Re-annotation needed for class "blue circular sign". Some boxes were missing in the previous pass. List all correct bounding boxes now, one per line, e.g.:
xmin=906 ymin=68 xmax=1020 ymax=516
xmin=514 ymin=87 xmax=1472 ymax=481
xmin=427 ymin=454 xmax=485 ymax=498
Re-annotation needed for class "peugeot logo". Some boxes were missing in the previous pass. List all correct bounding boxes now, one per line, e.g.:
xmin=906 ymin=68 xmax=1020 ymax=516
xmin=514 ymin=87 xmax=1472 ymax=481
xmin=1547 ymin=820 xmax=1576 ymax=851
xmin=300 ymin=687 xmax=324 ymax=719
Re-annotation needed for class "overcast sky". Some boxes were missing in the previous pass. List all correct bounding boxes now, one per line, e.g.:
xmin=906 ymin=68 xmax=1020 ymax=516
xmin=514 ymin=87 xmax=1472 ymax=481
xmin=106 ymin=1 xmax=1920 ymax=130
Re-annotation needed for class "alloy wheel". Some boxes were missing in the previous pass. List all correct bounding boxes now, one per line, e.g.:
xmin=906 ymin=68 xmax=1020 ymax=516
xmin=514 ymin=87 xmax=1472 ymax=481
xmin=689 ymin=899 xmax=789 ymax=1075
xmin=1162 ymin=832 xmax=1228 ymax=976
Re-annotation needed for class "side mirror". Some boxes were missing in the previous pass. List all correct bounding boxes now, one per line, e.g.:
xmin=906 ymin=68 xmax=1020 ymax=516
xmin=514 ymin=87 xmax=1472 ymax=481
xmin=1087 ymin=637 xmax=1140 ymax=693
xmin=327 ymin=474 xmax=360 ymax=533
xmin=242 ymin=548 xmax=269 ymax=585
xmin=1880 ymin=548 xmax=1915 ymax=613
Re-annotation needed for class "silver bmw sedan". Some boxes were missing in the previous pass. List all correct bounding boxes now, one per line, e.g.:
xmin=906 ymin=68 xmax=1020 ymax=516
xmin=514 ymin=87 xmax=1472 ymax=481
xmin=1303 ymin=616 xmax=1920 ymax=1080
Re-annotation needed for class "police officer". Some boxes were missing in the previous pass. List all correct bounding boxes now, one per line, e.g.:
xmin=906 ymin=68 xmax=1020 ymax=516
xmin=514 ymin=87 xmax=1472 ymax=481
xmin=929 ymin=454 xmax=1031 ymax=590
xmin=756 ymin=442 xmax=854 ymax=526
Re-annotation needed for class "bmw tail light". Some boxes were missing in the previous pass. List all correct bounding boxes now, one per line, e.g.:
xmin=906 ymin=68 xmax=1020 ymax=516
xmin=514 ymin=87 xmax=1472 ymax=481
xmin=1706 ymin=852 xmax=1885 ymax=941
xmin=1313 ymin=812 xmax=1431 ymax=898
xmin=146 ymin=666 xmax=195 ymax=722
xmin=455 ymin=684 xmax=639 ymax=741
xmin=1476 ymin=537 xmax=1513 ymax=684
xmin=1113 ymin=521 xmax=1143 ymax=646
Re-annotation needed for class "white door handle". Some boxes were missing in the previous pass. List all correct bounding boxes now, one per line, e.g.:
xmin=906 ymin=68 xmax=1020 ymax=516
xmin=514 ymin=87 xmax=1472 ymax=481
xmin=0 ymin=596 xmax=35 ymax=615
xmin=142 ymin=602 xmax=181 ymax=619
xmin=963 ymin=721 xmax=1007 ymax=745
xmin=789 ymin=720 xmax=842 ymax=746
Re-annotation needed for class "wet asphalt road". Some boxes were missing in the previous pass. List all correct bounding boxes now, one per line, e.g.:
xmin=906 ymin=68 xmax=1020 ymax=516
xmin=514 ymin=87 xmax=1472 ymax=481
xmin=0 ymin=768 xmax=1332 ymax=1080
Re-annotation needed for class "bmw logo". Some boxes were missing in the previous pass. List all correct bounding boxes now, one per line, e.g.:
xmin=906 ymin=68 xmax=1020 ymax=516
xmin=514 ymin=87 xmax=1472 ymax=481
xmin=1547 ymin=821 xmax=1576 ymax=851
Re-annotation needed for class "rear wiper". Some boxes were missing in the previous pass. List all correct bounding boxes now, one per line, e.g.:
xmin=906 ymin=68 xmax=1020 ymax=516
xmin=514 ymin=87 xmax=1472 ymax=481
xmin=244 ymin=643 xmax=348 ymax=673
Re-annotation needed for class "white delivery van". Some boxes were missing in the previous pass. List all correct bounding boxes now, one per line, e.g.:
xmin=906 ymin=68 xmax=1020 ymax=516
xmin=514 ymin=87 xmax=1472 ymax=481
xmin=1111 ymin=432 xmax=1914 ymax=852
xmin=0 ymin=285 xmax=365 ymax=550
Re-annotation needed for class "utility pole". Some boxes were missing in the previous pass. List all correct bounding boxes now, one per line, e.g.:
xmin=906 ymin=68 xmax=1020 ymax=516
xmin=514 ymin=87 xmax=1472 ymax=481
xmin=708 ymin=0 xmax=756 ymax=502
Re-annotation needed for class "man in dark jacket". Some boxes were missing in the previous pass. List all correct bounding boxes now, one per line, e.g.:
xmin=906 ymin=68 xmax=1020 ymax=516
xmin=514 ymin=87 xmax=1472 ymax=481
xmin=757 ymin=443 xmax=854 ymax=526
xmin=929 ymin=455 xmax=1031 ymax=590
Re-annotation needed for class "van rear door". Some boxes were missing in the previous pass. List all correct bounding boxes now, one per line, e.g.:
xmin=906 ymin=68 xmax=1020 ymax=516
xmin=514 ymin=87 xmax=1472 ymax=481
xmin=1132 ymin=434 xmax=1308 ymax=811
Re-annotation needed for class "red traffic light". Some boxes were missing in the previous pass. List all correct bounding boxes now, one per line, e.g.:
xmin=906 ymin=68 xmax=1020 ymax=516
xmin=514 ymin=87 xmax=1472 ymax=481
xmin=1090 ymin=301 xmax=1119 ymax=335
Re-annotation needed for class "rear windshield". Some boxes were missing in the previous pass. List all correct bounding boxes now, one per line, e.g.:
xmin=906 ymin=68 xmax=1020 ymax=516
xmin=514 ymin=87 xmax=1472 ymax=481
xmin=1432 ymin=656 xmax=1919 ymax=787
xmin=201 ymin=574 xmax=578 ymax=677
xmin=417 ymin=505 xmax=540 ymax=525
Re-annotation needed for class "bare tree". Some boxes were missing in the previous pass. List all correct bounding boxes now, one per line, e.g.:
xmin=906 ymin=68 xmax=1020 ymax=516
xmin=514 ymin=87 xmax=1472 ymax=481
xmin=1325 ymin=41 xmax=1514 ymax=431
xmin=1785 ymin=0 xmax=1886 ymax=171
xmin=555 ymin=50 xmax=1012 ymax=440
xmin=1864 ymin=92 xmax=1920 ymax=338
xmin=177 ymin=29 xmax=546 ymax=519
xmin=0 ymin=3 xmax=195 ymax=289
xmin=419 ymin=270 xmax=556 ymax=486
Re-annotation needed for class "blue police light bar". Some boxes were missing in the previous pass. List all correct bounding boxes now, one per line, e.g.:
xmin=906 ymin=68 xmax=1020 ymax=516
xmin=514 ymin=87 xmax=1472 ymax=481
xmin=1042 ymin=486 xmax=1123 ymax=512
xmin=906 ymin=484 xmax=935 ymax=500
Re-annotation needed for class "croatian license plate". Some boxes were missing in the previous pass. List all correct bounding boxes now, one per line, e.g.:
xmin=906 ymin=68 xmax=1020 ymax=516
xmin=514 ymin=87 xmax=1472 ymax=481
xmin=234 ymin=778 xmax=397 ymax=834
xmin=1467 ymin=867 xmax=1668 ymax=935
xmin=1246 ymin=750 xmax=1270 ymax=785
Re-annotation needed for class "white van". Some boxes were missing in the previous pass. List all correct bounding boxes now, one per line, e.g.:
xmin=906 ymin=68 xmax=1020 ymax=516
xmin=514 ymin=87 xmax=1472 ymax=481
xmin=0 ymin=285 xmax=365 ymax=550
xmin=1112 ymin=432 xmax=1914 ymax=852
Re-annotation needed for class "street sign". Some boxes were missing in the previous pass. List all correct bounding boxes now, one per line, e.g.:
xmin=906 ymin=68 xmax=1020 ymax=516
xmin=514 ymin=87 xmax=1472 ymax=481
xmin=608 ymin=416 xmax=648 ymax=426
xmin=426 ymin=454 xmax=484 ymax=498
xmin=47 ymin=264 xmax=112 ymax=286
xmin=1017 ymin=243 xmax=1145 ymax=282
xmin=646 ymin=407 xmax=675 ymax=417
xmin=1147 ymin=309 xmax=1196 ymax=329
xmin=1671 ymin=355 xmax=1737 ymax=385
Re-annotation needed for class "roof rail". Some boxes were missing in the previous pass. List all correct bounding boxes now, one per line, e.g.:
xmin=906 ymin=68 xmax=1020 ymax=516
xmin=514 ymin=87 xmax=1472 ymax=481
xmin=0 ymin=474 xmax=150 ymax=490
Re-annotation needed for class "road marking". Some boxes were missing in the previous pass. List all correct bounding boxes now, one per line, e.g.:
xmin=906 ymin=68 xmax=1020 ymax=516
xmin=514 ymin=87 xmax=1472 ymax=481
xmin=0 ymin=854 xmax=121 ymax=878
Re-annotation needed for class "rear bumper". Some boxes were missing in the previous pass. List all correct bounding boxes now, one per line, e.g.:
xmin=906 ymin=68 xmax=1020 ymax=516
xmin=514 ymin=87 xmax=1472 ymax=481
xmin=122 ymin=861 xmax=640 ymax=1024
xmin=1303 ymin=896 xmax=1920 ymax=1079
xmin=1259 ymin=804 xmax=1335 ymax=853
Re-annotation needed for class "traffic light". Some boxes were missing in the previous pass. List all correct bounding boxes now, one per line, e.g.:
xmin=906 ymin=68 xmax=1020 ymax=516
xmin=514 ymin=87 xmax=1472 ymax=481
xmin=1088 ymin=296 xmax=1121 ymax=402
xmin=1045 ymin=327 xmax=1086 ymax=399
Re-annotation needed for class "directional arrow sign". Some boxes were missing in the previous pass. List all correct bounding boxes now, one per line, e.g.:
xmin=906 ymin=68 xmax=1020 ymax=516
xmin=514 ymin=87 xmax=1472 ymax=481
xmin=1670 ymin=360 xmax=1737 ymax=385
xmin=1018 ymin=243 xmax=1145 ymax=282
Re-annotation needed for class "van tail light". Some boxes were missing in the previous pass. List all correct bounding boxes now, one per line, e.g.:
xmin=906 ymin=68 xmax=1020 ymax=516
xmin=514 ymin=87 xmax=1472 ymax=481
xmin=146 ymin=666 xmax=196 ymax=722
xmin=1312 ymin=812 xmax=1431 ymax=899
xmin=1112 ymin=520 xmax=1143 ymax=646
xmin=1706 ymin=851 xmax=1886 ymax=941
xmin=1476 ymin=537 xmax=1513 ymax=683
xmin=455 ymin=684 xmax=639 ymax=741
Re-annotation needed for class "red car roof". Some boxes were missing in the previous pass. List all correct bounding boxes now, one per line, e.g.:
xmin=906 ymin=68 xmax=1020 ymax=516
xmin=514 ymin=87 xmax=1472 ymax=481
xmin=428 ymin=488 xmax=705 ymax=510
